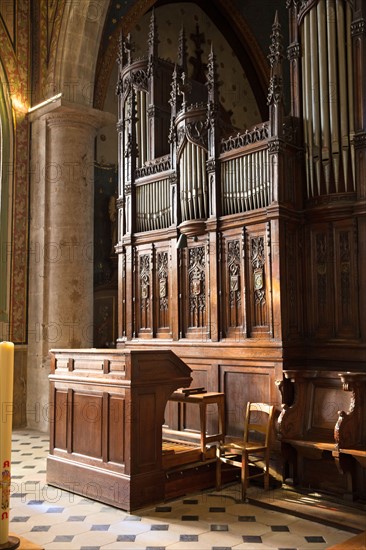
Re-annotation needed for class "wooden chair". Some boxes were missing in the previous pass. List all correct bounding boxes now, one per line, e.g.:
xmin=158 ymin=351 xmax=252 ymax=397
xmin=216 ymin=402 xmax=275 ymax=501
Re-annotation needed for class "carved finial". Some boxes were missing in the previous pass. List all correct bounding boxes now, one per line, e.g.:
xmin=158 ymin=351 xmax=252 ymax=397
xmin=123 ymin=33 xmax=134 ymax=65
xmin=169 ymin=64 xmax=178 ymax=110
xmin=267 ymin=11 xmax=284 ymax=105
xmin=178 ymin=26 xmax=188 ymax=74
xmin=206 ymin=43 xmax=219 ymax=99
xmin=178 ymin=72 xmax=191 ymax=108
xmin=117 ymin=31 xmax=124 ymax=67
xmin=268 ymin=11 xmax=284 ymax=69
xmin=148 ymin=7 xmax=159 ymax=55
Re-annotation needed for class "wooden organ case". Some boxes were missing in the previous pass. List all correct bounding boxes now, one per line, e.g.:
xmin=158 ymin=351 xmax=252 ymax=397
xmin=115 ymin=3 xmax=366 ymax=500
xmin=47 ymin=1 xmax=366 ymax=507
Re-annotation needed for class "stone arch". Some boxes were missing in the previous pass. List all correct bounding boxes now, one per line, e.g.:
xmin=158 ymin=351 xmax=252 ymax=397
xmin=50 ymin=0 xmax=110 ymax=106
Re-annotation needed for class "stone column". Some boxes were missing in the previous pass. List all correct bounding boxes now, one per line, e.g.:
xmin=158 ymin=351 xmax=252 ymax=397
xmin=27 ymin=98 xmax=114 ymax=431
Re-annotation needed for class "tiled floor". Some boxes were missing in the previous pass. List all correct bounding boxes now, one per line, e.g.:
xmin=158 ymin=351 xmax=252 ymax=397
xmin=7 ymin=430 xmax=363 ymax=549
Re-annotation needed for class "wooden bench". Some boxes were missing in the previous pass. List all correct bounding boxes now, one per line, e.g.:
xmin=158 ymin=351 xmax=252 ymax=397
xmin=332 ymin=372 xmax=366 ymax=499
xmin=277 ymin=370 xmax=366 ymax=500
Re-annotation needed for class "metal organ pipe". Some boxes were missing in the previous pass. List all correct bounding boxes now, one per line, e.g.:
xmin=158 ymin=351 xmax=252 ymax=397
xmin=336 ymin=1 xmax=349 ymax=190
xmin=310 ymin=6 xmax=321 ymax=195
xmin=179 ymin=142 xmax=208 ymax=222
xmin=346 ymin=1 xmax=355 ymax=190
xmin=303 ymin=13 xmax=315 ymax=195
xmin=317 ymin=0 xmax=331 ymax=192
xmin=327 ymin=0 xmax=340 ymax=191
xmin=202 ymin=148 xmax=208 ymax=217
xmin=301 ymin=0 xmax=354 ymax=197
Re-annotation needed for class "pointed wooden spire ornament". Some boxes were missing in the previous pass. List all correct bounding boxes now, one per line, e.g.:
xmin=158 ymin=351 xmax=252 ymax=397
xmin=147 ymin=8 xmax=159 ymax=77
xmin=267 ymin=11 xmax=284 ymax=137
xmin=178 ymin=26 xmax=188 ymax=74
xmin=116 ymin=32 xmax=124 ymax=96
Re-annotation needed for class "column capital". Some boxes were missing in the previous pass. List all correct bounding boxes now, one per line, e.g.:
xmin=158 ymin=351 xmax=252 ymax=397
xmin=28 ymin=97 xmax=115 ymax=129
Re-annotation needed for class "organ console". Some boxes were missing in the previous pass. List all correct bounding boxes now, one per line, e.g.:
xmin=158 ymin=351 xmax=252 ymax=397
xmin=47 ymin=348 xmax=192 ymax=511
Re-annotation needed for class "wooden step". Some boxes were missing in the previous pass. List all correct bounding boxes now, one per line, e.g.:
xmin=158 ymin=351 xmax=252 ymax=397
xmin=327 ymin=531 xmax=366 ymax=549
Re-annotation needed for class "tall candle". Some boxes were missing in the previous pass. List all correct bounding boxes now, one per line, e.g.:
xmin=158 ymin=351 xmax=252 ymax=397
xmin=0 ymin=341 xmax=14 ymax=546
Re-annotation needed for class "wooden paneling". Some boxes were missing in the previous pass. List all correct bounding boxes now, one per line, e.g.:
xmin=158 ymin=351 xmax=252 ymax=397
xmin=306 ymin=219 xmax=360 ymax=340
xmin=72 ymin=393 xmax=103 ymax=458
xmin=47 ymin=349 xmax=192 ymax=511
xmin=108 ymin=396 xmax=125 ymax=464
xmin=53 ymin=390 xmax=67 ymax=450
xmin=135 ymin=391 xmax=158 ymax=470
xmin=219 ymin=365 xmax=274 ymax=437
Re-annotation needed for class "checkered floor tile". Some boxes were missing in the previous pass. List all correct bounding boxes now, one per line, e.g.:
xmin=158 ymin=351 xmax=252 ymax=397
xmin=7 ymin=430 xmax=356 ymax=549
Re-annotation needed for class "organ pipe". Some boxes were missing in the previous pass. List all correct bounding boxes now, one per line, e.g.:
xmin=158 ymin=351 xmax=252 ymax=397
xmin=303 ymin=13 xmax=315 ymax=195
xmin=346 ymin=1 xmax=355 ymax=190
xmin=327 ymin=0 xmax=340 ymax=191
xmin=220 ymin=148 xmax=270 ymax=215
xmin=301 ymin=0 xmax=355 ymax=197
xmin=310 ymin=7 xmax=321 ymax=194
xmin=179 ymin=142 xmax=208 ymax=222
xmin=317 ymin=0 xmax=331 ymax=192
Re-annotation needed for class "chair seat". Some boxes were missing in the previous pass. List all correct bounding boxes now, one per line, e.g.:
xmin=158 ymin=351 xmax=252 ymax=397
xmin=220 ymin=441 xmax=267 ymax=452
xmin=216 ymin=402 xmax=275 ymax=501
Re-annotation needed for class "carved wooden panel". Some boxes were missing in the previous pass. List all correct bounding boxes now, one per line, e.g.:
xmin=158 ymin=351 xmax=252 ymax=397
xmin=219 ymin=365 xmax=274 ymax=437
xmin=307 ymin=221 xmax=359 ymax=340
xmin=307 ymin=224 xmax=334 ymax=337
xmin=311 ymin=386 xmax=350 ymax=431
xmin=334 ymin=222 xmax=359 ymax=339
xmin=134 ymin=391 xmax=157 ymax=470
xmin=108 ymin=395 xmax=126 ymax=464
xmin=155 ymin=249 xmax=170 ymax=334
xmin=139 ymin=253 xmax=151 ymax=330
xmin=181 ymin=243 xmax=208 ymax=337
xmin=72 ymin=392 xmax=103 ymax=458
xmin=222 ymin=237 xmax=244 ymax=338
xmin=243 ymin=225 xmax=272 ymax=336
xmin=54 ymin=389 xmax=67 ymax=450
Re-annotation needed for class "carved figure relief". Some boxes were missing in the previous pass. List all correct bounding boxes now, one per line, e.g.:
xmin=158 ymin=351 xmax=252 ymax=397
xmin=228 ymin=239 xmax=242 ymax=329
xmin=139 ymin=254 xmax=150 ymax=328
xmin=158 ymin=252 xmax=169 ymax=312
xmin=188 ymin=246 xmax=206 ymax=328
xmin=251 ymin=237 xmax=266 ymax=307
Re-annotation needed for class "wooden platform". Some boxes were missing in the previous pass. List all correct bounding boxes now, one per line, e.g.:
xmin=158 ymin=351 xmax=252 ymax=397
xmin=328 ymin=532 xmax=366 ymax=549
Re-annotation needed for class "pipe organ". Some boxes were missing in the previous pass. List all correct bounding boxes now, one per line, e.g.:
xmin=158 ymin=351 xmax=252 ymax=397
xmin=113 ymin=2 xmax=366 ymax=500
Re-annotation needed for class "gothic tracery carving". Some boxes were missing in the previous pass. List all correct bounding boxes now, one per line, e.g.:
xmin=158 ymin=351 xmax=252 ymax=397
xmin=188 ymin=246 xmax=206 ymax=327
xmin=158 ymin=252 xmax=169 ymax=312
xmin=251 ymin=237 xmax=266 ymax=307
xmin=228 ymin=240 xmax=241 ymax=309
xmin=139 ymin=254 xmax=150 ymax=326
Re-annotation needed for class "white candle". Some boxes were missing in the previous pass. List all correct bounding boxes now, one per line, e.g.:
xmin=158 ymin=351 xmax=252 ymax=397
xmin=0 ymin=341 xmax=14 ymax=546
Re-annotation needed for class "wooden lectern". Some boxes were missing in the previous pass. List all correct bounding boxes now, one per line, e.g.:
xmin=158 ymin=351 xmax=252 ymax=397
xmin=47 ymin=349 xmax=192 ymax=511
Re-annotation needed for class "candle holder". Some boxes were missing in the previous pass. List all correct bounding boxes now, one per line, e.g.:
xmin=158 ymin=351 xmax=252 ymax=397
xmin=0 ymin=536 xmax=20 ymax=549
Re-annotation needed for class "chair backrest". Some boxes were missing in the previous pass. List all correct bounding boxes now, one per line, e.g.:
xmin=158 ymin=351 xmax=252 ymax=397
xmin=243 ymin=402 xmax=275 ymax=446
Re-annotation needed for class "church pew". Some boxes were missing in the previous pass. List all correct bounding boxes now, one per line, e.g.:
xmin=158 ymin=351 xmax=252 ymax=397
xmin=277 ymin=370 xmax=366 ymax=500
